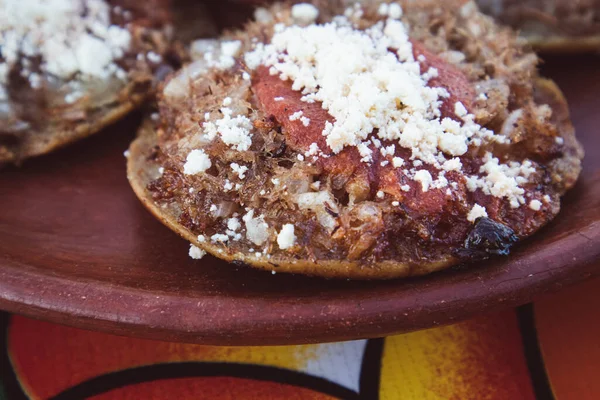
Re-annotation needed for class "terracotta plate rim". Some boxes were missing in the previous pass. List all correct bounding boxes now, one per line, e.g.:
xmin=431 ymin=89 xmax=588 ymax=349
xmin=0 ymin=219 xmax=598 ymax=346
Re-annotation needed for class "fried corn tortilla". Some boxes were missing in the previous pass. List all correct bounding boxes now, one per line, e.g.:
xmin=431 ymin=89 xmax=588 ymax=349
xmin=128 ymin=0 xmax=583 ymax=279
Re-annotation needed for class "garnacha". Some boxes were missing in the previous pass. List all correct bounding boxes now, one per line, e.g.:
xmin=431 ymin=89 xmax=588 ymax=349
xmin=128 ymin=0 xmax=583 ymax=279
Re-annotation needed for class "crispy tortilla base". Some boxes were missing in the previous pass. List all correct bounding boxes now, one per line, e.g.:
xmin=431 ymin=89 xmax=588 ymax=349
xmin=127 ymin=78 xmax=580 ymax=280
xmin=0 ymin=89 xmax=146 ymax=165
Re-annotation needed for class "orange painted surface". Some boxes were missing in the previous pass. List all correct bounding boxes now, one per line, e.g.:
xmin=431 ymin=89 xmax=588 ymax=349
xmin=7 ymin=317 xmax=314 ymax=399
xmin=89 ymin=377 xmax=336 ymax=400
xmin=7 ymin=310 xmax=536 ymax=400
xmin=380 ymin=310 xmax=535 ymax=400
xmin=535 ymin=277 xmax=600 ymax=400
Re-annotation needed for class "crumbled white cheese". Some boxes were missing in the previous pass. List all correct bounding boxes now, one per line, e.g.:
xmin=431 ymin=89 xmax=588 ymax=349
xmin=197 ymin=235 xmax=206 ymax=243
xmin=376 ymin=191 xmax=385 ymax=199
xmin=227 ymin=217 xmax=241 ymax=232
xmin=380 ymin=145 xmax=395 ymax=157
xmin=378 ymin=3 xmax=403 ymax=19
xmin=467 ymin=204 xmax=488 ymax=222
xmin=392 ymin=201 xmax=400 ymax=206
xmin=454 ymin=101 xmax=468 ymax=118
xmin=223 ymin=180 xmax=234 ymax=191
xmin=262 ymin=17 xmax=496 ymax=165
xmin=392 ymin=157 xmax=404 ymax=168
xmin=357 ymin=142 xmax=373 ymax=163
xmin=222 ymin=97 xmax=232 ymax=106
xmin=243 ymin=8 xmax=531 ymax=206
xmin=305 ymin=143 xmax=321 ymax=157
xmin=242 ymin=72 xmax=250 ymax=80
xmin=147 ymin=51 xmax=162 ymax=64
xmin=555 ymin=137 xmax=564 ymax=145
xmin=211 ymin=233 xmax=229 ymax=243
xmin=242 ymin=210 xmax=270 ymax=246
xmin=401 ymin=185 xmax=411 ymax=192
xmin=204 ymin=108 xmax=253 ymax=151
xmin=529 ymin=200 xmax=542 ymax=211
xmin=230 ymin=163 xmax=249 ymax=179
xmin=344 ymin=3 xmax=364 ymax=21
xmin=216 ymin=41 xmax=242 ymax=69
xmin=226 ymin=218 xmax=243 ymax=239
xmin=277 ymin=224 xmax=296 ymax=250
xmin=466 ymin=153 xmax=536 ymax=208
xmin=189 ymin=244 xmax=206 ymax=260
xmin=430 ymin=172 xmax=449 ymax=190
xmin=0 ymin=0 xmax=132 ymax=85
xmin=183 ymin=149 xmax=212 ymax=175
xmin=291 ymin=3 xmax=319 ymax=25
xmin=378 ymin=3 xmax=389 ymax=16
xmin=414 ymin=170 xmax=433 ymax=192
xmin=289 ymin=111 xmax=304 ymax=121
xmin=388 ymin=4 xmax=403 ymax=19
xmin=247 ymin=17 xmax=465 ymax=157
xmin=274 ymin=97 xmax=284 ymax=101
xmin=442 ymin=158 xmax=462 ymax=172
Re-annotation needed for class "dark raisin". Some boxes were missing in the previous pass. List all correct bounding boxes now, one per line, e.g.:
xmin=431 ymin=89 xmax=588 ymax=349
xmin=458 ymin=217 xmax=519 ymax=258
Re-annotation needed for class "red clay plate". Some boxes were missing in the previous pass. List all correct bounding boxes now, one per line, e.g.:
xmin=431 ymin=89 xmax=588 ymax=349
xmin=0 ymin=56 xmax=599 ymax=346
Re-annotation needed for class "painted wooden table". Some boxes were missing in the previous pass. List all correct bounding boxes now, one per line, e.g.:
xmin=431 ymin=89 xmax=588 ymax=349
xmin=2 ymin=275 xmax=600 ymax=399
